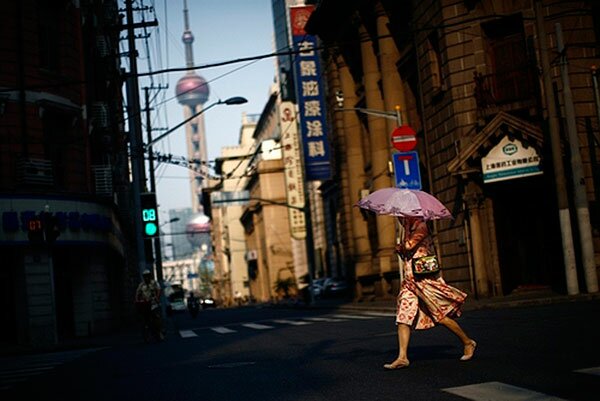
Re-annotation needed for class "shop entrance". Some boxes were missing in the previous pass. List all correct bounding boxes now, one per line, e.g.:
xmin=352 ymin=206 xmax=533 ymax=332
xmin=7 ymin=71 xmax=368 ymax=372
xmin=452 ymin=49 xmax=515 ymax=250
xmin=52 ymin=249 xmax=75 ymax=340
xmin=486 ymin=174 xmax=563 ymax=294
xmin=0 ymin=248 xmax=18 ymax=343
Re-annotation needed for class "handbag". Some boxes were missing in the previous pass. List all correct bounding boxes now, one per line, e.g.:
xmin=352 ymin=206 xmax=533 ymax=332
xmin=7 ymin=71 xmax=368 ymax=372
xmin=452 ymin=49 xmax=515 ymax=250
xmin=412 ymin=255 xmax=440 ymax=276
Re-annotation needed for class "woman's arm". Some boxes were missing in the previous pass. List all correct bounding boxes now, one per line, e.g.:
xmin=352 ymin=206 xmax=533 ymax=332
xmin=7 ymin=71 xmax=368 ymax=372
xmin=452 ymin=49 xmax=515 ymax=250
xmin=404 ymin=221 xmax=429 ymax=250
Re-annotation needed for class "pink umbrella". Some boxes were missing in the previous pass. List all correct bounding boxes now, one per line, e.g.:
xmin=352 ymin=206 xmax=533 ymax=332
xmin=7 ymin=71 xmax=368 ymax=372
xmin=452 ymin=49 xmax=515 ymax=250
xmin=356 ymin=188 xmax=452 ymax=220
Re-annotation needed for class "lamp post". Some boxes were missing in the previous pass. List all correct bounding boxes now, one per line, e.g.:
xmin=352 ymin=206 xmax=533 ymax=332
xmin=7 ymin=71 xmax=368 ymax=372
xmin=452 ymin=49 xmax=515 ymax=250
xmin=144 ymin=95 xmax=247 ymax=280
xmin=143 ymin=94 xmax=246 ymax=315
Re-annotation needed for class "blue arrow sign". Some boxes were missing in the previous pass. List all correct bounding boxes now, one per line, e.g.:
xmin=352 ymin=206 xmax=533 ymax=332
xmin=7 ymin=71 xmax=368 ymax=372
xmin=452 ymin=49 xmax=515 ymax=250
xmin=393 ymin=151 xmax=422 ymax=190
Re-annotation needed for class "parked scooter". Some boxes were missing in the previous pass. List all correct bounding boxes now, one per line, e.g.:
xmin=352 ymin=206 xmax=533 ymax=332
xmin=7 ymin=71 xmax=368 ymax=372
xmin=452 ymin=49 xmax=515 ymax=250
xmin=187 ymin=293 xmax=200 ymax=318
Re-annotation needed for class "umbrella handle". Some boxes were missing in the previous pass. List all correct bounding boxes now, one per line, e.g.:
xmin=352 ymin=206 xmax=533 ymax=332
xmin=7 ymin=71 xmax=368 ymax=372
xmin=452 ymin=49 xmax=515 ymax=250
xmin=397 ymin=253 xmax=404 ymax=283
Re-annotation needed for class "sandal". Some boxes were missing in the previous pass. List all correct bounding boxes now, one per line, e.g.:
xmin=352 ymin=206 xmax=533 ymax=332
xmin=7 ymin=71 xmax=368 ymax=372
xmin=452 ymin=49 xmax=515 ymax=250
xmin=383 ymin=358 xmax=410 ymax=370
xmin=460 ymin=340 xmax=477 ymax=361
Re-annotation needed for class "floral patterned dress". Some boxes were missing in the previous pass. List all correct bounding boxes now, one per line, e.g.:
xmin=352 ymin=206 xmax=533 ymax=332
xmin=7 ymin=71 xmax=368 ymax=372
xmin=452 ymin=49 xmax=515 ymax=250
xmin=396 ymin=218 xmax=467 ymax=330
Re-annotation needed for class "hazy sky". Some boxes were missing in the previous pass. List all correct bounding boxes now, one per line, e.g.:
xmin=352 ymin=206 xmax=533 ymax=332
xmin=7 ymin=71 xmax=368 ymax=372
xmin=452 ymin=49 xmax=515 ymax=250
xmin=130 ymin=0 xmax=276 ymax=219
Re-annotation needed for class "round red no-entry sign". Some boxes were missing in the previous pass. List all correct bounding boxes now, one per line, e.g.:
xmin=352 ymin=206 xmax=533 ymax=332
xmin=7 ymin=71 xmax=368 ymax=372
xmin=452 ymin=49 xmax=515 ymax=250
xmin=391 ymin=125 xmax=417 ymax=152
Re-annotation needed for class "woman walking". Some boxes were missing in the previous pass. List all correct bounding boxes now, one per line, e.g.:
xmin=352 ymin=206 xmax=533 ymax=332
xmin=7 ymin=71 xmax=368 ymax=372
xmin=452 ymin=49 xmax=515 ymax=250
xmin=384 ymin=216 xmax=476 ymax=369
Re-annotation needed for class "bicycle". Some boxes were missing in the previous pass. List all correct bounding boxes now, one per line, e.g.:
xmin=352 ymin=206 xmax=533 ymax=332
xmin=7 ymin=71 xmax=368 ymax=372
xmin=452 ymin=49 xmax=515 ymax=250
xmin=135 ymin=300 xmax=164 ymax=343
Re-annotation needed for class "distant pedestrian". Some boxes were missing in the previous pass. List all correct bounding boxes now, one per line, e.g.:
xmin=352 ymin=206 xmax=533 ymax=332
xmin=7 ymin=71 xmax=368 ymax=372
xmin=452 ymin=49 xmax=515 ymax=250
xmin=135 ymin=269 xmax=164 ymax=341
xmin=384 ymin=216 xmax=476 ymax=369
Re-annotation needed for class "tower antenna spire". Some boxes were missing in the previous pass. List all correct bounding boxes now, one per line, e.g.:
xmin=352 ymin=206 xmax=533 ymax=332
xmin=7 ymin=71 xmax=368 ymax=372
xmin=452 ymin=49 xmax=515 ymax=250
xmin=182 ymin=0 xmax=194 ymax=69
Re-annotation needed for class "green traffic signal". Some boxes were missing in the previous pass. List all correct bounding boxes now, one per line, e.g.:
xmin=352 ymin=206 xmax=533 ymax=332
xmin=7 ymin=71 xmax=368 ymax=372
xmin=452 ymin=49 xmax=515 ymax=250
xmin=144 ymin=222 xmax=158 ymax=236
xmin=141 ymin=192 xmax=159 ymax=238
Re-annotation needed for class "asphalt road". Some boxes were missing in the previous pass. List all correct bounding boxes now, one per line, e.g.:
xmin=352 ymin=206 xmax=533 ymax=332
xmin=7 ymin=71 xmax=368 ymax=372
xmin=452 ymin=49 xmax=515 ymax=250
xmin=1 ymin=300 xmax=599 ymax=400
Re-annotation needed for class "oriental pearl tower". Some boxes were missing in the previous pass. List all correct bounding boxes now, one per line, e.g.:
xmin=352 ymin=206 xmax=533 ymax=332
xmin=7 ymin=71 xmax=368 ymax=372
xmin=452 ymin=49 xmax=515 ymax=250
xmin=175 ymin=0 xmax=210 ymax=214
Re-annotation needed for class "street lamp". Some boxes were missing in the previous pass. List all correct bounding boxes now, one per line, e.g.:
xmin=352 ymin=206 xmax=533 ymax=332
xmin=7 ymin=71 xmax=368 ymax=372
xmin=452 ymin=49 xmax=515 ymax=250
xmin=144 ymin=94 xmax=246 ymax=279
xmin=161 ymin=217 xmax=180 ymax=227
xmin=142 ymin=94 xmax=246 ymax=317
xmin=145 ymin=96 xmax=248 ymax=149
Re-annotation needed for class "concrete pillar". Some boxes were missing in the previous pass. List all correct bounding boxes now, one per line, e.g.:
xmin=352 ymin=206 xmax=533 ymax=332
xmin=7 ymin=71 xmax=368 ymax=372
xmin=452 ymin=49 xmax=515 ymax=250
xmin=376 ymin=3 xmax=408 ymax=128
xmin=359 ymin=25 xmax=396 ymax=260
xmin=464 ymin=191 xmax=490 ymax=298
xmin=335 ymin=55 xmax=372 ymax=263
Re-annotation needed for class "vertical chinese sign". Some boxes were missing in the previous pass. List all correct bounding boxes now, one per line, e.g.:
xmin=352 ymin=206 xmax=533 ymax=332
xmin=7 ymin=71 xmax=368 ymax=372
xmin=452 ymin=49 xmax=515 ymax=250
xmin=280 ymin=101 xmax=306 ymax=240
xmin=290 ymin=5 xmax=332 ymax=181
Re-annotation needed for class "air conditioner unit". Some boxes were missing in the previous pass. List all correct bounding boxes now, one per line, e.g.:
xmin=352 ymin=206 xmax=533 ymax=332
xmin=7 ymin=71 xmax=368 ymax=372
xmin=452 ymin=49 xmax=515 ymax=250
xmin=91 ymin=102 xmax=109 ymax=128
xmin=16 ymin=158 xmax=54 ymax=186
xmin=92 ymin=164 xmax=113 ymax=196
xmin=96 ymin=35 xmax=110 ymax=58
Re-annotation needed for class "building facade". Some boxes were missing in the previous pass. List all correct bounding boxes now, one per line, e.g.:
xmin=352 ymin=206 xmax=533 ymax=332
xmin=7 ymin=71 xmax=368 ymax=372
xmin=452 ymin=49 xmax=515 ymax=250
xmin=305 ymin=0 xmax=600 ymax=300
xmin=0 ymin=0 xmax=134 ymax=347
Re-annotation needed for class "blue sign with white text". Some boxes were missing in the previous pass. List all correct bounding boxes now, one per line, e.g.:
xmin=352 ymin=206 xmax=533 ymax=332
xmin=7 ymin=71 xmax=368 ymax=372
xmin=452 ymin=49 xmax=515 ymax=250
xmin=291 ymin=6 xmax=332 ymax=181
xmin=393 ymin=151 xmax=422 ymax=190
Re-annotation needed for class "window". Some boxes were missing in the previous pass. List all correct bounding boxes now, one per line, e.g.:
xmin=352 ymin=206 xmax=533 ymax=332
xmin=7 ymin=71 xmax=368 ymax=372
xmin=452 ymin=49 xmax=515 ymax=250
xmin=37 ymin=0 xmax=61 ymax=71
xmin=427 ymin=30 xmax=443 ymax=91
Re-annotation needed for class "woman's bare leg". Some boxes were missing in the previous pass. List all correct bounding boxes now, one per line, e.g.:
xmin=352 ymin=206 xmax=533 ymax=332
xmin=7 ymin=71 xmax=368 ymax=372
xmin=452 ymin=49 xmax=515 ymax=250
xmin=438 ymin=316 xmax=476 ymax=360
xmin=384 ymin=323 xmax=411 ymax=369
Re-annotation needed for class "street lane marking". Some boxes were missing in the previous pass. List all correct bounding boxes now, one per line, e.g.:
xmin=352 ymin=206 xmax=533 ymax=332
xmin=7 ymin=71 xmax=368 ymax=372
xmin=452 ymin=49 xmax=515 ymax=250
xmin=359 ymin=311 xmax=394 ymax=317
xmin=210 ymin=326 xmax=236 ymax=334
xmin=575 ymin=367 xmax=600 ymax=376
xmin=272 ymin=319 xmax=312 ymax=326
xmin=179 ymin=330 xmax=198 ymax=338
xmin=303 ymin=317 xmax=346 ymax=322
xmin=443 ymin=381 xmax=567 ymax=401
xmin=242 ymin=323 xmax=274 ymax=330
xmin=330 ymin=314 xmax=376 ymax=320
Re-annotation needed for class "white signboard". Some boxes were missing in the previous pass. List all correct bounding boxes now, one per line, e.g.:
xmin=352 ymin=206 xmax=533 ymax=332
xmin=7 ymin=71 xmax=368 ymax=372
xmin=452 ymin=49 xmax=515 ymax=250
xmin=482 ymin=136 xmax=542 ymax=183
xmin=279 ymin=101 xmax=306 ymax=240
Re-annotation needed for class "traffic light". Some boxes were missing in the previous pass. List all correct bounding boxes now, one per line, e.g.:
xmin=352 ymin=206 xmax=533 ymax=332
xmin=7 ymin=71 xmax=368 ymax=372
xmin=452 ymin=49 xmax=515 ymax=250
xmin=27 ymin=216 xmax=44 ymax=243
xmin=140 ymin=192 xmax=159 ymax=238
xmin=27 ymin=213 xmax=61 ymax=244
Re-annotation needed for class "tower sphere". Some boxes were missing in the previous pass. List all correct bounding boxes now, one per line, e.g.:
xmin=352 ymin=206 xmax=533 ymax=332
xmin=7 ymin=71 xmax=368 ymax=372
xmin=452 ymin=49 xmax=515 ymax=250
xmin=176 ymin=73 xmax=209 ymax=106
xmin=182 ymin=30 xmax=194 ymax=44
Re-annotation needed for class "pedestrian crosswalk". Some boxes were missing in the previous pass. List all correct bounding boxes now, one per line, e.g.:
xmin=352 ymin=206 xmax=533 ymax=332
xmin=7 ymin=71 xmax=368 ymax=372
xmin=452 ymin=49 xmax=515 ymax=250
xmin=0 ymin=347 xmax=106 ymax=392
xmin=441 ymin=367 xmax=600 ymax=400
xmin=443 ymin=381 xmax=568 ymax=401
xmin=179 ymin=311 xmax=394 ymax=338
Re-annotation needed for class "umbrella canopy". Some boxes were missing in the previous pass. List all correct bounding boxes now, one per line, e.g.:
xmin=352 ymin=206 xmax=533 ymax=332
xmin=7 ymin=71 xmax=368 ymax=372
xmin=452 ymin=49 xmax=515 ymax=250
xmin=356 ymin=188 xmax=452 ymax=220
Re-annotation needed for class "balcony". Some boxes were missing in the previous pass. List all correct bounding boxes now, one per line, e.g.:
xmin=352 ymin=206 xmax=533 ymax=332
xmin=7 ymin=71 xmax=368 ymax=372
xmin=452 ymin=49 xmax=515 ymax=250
xmin=474 ymin=66 xmax=539 ymax=118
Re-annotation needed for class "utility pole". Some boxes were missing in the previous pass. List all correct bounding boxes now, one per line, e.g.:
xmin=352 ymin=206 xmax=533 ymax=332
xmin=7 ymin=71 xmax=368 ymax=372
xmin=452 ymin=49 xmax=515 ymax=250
xmin=534 ymin=0 xmax=579 ymax=295
xmin=556 ymin=23 xmax=598 ymax=293
xmin=144 ymin=85 xmax=168 ymax=284
xmin=124 ymin=0 xmax=149 ymax=278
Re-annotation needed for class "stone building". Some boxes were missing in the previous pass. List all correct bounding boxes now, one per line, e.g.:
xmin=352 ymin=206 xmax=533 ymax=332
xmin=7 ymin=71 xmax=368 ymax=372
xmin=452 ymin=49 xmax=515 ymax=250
xmin=208 ymin=113 xmax=259 ymax=305
xmin=305 ymin=0 xmax=600 ymax=300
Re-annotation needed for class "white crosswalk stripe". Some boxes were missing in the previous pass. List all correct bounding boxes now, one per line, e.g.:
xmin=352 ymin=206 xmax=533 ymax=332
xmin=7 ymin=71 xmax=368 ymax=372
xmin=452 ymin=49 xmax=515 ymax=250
xmin=443 ymin=381 xmax=567 ymax=401
xmin=272 ymin=319 xmax=312 ymax=326
xmin=359 ymin=311 xmax=394 ymax=317
xmin=302 ymin=317 xmax=346 ymax=322
xmin=0 ymin=348 xmax=105 ymax=391
xmin=179 ymin=312 xmax=389 ymax=338
xmin=242 ymin=323 xmax=274 ymax=330
xmin=575 ymin=366 xmax=600 ymax=376
xmin=330 ymin=314 xmax=376 ymax=320
xmin=210 ymin=327 xmax=236 ymax=334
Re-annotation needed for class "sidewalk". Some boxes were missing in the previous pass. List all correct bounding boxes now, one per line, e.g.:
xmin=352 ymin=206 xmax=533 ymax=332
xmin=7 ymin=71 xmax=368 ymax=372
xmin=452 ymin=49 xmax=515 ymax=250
xmin=325 ymin=287 xmax=600 ymax=313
